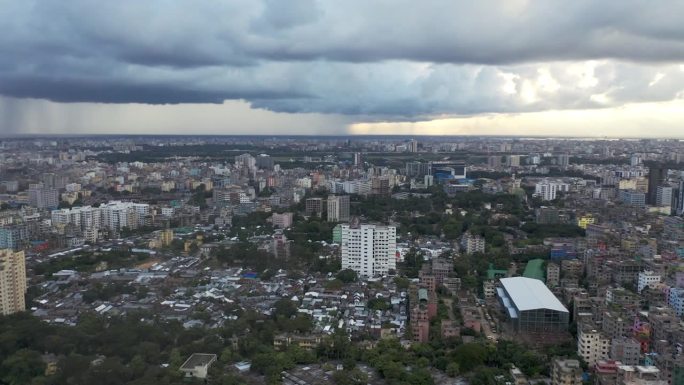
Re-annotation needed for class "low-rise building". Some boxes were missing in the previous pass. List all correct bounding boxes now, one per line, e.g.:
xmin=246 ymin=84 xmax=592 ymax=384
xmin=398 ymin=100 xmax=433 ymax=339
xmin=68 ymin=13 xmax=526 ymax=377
xmin=179 ymin=353 xmax=217 ymax=380
xmin=552 ymin=358 xmax=583 ymax=385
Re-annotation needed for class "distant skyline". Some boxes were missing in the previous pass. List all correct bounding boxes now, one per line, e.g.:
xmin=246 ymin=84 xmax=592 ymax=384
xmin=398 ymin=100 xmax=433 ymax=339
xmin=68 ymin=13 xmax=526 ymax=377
xmin=2 ymin=1 xmax=684 ymax=138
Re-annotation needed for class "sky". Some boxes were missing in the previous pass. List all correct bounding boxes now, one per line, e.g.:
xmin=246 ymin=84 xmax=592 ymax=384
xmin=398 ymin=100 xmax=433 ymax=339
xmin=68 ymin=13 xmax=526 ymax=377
xmin=1 ymin=0 xmax=684 ymax=138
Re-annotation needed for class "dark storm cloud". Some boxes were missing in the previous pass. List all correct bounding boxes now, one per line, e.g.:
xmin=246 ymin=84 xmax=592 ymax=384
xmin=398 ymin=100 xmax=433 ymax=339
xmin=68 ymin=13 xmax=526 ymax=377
xmin=1 ymin=0 xmax=684 ymax=118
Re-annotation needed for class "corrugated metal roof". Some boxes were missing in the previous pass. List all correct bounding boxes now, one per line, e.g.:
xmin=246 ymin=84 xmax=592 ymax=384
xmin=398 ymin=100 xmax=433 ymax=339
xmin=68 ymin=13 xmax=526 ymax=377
xmin=500 ymin=277 xmax=568 ymax=313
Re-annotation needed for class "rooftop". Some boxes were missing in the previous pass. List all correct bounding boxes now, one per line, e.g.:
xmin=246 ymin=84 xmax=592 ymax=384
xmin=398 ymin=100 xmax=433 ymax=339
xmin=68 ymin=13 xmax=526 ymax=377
xmin=523 ymin=258 xmax=545 ymax=281
xmin=180 ymin=353 xmax=217 ymax=370
xmin=500 ymin=277 xmax=569 ymax=313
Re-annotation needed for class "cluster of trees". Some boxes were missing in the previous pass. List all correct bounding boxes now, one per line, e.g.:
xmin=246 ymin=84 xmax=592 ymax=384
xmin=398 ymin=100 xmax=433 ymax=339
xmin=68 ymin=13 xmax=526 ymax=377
xmin=0 ymin=312 xmax=240 ymax=385
xmin=0 ymin=299 xmax=574 ymax=385
xmin=213 ymin=241 xmax=285 ymax=274
xmin=520 ymin=223 xmax=585 ymax=242
xmin=187 ymin=184 xmax=211 ymax=208
xmin=33 ymin=250 xmax=152 ymax=277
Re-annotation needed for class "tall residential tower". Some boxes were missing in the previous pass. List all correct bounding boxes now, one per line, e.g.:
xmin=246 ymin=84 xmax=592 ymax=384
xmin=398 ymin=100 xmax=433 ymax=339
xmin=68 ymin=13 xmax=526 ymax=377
xmin=340 ymin=224 xmax=396 ymax=278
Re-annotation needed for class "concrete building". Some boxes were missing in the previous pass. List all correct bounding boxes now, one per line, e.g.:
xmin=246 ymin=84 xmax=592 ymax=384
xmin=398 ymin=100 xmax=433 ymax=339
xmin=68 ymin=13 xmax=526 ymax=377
xmin=0 ymin=226 xmax=29 ymax=250
xmin=340 ymin=223 xmax=396 ymax=278
xmin=410 ymin=288 xmax=431 ymax=343
xmin=577 ymin=215 xmax=596 ymax=229
xmin=305 ymin=197 xmax=324 ymax=218
xmin=552 ymin=358 xmax=583 ymax=385
xmin=578 ymin=327 xmax=611 ymax=366
xmin=547 ymin=262 xmax=561 ymax=288
xmin=461 ymin=232 xmax=485 ymax=255
xmin=656 ymin=186 xmax=673 ymax=208
xmin=326 ymin=195 xmax=350 ymax=223
xmin=406 ymin=161 xmax=430 ymax=178
xmin=536 ymin=181 xmax=559 ymax=201
xmin=508 ymin=155 xmax=521 ymax=167
xmin=179 ymin=353 xmax=217 ymax=380
xmin=256 ymin=154 xmax=274 ymax=170
xmin=100 ymin=201 xmax=150 ymax=231
xmin=667 ymin=288 xmax=684 ymax=316
xmin=610 ymin=337 xmax=641 ymax=366
xmin=603 ymin=311 xmax=631 ymax=340
xmin=619 ymin=365 xmax=667 ymax=385
xmin=647 ymin=167 xmax=668 ymax=205
xmin=620 ymin=190 xmax=647 ymax=207
xmin=28 ymin=183 xmax=59 ymax=209
xmin=637 ymin=271 xmax=661 ymax=293
xmin=270 ymin=212 xmax=294 ymax=229
xmin=0 ymin=249 xmax=26 ymax=315
xmin=497 ymin=277 xmax=570 ymax=335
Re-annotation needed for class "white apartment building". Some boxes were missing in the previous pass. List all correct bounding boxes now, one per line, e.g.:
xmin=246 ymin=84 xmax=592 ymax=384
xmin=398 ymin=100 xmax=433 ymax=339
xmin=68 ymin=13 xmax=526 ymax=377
xmin=535 ymin=179 xmax=570 ymax=201
xmin=461 ymin=232 xmax=485 ymax=255
xmin=52 ymin=206 xmax=102 ymax=231
xmin=535 ymin=181 xmax=557 ymax=201
xmin=53 ymin=201 xmax=150 ymax=232
xmin=341 ymin=224 xmax=396 ymax=278
xmin=577 ymin=327 xmax=610 ymax=366
xmin=327 ymin=195 xmax=350 ymax=223
xmin=637 ymin=271 xmax=661 ymax=293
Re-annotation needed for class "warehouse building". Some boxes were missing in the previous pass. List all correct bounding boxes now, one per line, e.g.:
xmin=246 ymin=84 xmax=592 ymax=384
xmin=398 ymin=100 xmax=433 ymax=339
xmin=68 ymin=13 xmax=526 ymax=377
xmin=497 ymin=277 xmax=569 ymax=335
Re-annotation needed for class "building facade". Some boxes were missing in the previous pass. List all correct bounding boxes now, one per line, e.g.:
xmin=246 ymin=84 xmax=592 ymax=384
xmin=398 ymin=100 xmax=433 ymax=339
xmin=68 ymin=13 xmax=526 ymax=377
xmin=326 ymin=195 xmax=350 ymax=223
xmin=551 ymin=358 xmax=583 ymax=385
xmin=340 ymin=224 xmax=396 ymax=277
xmin=0 ymin=249 xmax=26 ymax=315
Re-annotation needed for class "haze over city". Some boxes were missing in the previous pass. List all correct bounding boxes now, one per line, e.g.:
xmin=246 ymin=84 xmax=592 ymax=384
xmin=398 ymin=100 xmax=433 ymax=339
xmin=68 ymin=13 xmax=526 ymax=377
xmin=2 ymin=1 xmax=684 ymax=137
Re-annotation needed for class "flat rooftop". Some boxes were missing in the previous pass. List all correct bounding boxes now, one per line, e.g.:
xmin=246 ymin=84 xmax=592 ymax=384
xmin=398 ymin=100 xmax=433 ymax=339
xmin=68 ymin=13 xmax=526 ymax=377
xmin=180 ymin=353 xmax=217 ymax=370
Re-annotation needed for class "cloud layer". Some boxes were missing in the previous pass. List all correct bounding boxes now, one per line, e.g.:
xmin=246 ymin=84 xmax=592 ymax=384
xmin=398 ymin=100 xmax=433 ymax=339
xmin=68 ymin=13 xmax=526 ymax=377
xmin=1 ymin=0 xmax=684 ymax=128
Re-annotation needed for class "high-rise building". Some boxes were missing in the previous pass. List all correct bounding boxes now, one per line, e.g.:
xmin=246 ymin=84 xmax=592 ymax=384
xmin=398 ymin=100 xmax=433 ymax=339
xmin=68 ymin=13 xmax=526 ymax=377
xmin=305 ymin=197 xmax=324 ymax=217
xmin=405 ymin=161 xmax=430 ymax=178
xmin=0 ymin=225 xmax=29 ymax=250
xmin=535 ymin=181 xmax=557 ymax=201
xmin=0 ymin=249 xmax=26 ymax=315
xmin=256 ymin=154 xmax=274 ymax=170
xmin=655 ymin=186 xmax=673 ymax=208
xmin=408 ymin=139 xmax=418 ymax=153
xmin=28 ymin=183 xmax=59 ymax=209
xmin=327 ymin=195 xmax=350 ymax=222
xmin=488 ymin=156 xmax=502 ymax=169
xmin=647 ymin=167 xmax=668 ymax=205
xmin=410 ymin=288 xmax=431 ymax=343
xmin=371 ymin=177 xmax=390 ymax=196
xmin=353 ymin=152 xmax=363 ymax=168
xmin=100 ymin=201 xmax=150 ymax=231
xmin=557 ymin=153 xmax=570 ymax=169
xmin=340 ymin=223 xmax=396 ymax=277
xmin=675 ymin=180 xmax=684 ymax=215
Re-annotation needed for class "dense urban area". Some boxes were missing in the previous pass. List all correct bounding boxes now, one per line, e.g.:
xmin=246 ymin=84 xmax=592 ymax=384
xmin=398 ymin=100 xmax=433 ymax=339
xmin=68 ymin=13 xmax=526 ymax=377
xmin=1 ymin=135 xmax=684 ymax=385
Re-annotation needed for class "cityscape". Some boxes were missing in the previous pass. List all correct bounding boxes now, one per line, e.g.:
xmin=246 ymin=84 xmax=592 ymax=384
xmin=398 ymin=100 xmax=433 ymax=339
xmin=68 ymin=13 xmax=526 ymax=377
xmin=0 ymin=136 xmax=684 ymax=385
xmin=3 ymin=1 xmax=684 ymax=385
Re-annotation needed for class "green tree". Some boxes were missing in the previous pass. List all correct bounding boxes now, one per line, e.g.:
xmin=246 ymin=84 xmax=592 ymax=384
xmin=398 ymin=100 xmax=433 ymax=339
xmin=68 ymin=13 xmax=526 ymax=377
xmin=1 ymin=349 xmax=45 ymax=385
xmin=336 ymin=269 xmax=358 ymax=283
